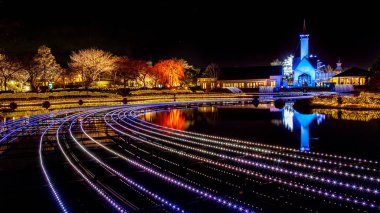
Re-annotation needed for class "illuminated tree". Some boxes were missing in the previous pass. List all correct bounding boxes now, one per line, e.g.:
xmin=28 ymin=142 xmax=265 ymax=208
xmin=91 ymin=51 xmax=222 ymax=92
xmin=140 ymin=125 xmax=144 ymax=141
xmin=115 ymin=57 xmax=131 ymax=88
xmin=149 ymin=68 xmax=161 ymax=88
xmin=175 ymin=59 xmax=200 ymax=87
xmin=31 ymin=45 xmax=62 ymax=87
xmin=183 ymin=68 xmax=200 ymax=87
xmin=282 ymin=55 xmax=294 ymax=85
xmin=153 ymin=59 xmax=185 ymax=87
xmin=133 ymin=60 xmax=152 ymax=88
xmin=202 ymin=63 xmax=220 ymax=78
xmin=270 ymin=59 xmax=282 ymax=66
xmin=0 ymin=53 xmax=25 ymax=91
xmin=115 ymin=57 xmax=143 ymax=88
xmin=69 ymin=48 xmax=117 ymax=88
xmin=177 ymin=59 xmax=193 ymax=70
xmin=324 ymin=65 xmax=334 ymax=73
xmin=59 ymin=68 xmax=76 ymax=88
xmin=13 ymin=68 xmax=29 ymax=90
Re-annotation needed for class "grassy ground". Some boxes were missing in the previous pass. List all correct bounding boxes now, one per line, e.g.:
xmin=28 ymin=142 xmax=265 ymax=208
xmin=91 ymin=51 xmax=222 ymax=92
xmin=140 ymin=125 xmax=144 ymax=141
xmin=0 ymin=91 xmax=251 ymax=118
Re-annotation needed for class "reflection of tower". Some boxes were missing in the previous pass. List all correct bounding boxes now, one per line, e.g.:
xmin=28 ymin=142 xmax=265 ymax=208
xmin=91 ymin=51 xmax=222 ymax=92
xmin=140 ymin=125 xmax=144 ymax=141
xmin=294 ymin=111 xmax=316 ymax=152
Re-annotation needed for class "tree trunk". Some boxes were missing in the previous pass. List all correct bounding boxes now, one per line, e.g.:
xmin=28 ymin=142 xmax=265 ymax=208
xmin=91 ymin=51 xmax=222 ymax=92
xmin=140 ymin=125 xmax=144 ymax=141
xmin=63 ymin=77 xmax=66 ymax=89
xmin=123 ymin=76 xmax=126 ymax=89
xmin=4 ymin=77 xmax=7 ymax=91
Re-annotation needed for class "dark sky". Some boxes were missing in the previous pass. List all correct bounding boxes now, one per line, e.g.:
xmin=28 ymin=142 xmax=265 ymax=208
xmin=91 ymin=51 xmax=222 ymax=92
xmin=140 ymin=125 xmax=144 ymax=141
xmin=0 ymin=0 xmax=379 ymax=69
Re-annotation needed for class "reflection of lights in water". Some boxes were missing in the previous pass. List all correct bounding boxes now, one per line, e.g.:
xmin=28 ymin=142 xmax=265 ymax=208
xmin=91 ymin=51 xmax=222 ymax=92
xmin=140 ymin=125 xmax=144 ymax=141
xmin=282 ymin=104 xmax=294 ymax=132
xmin=316 ymin=114 xmax=325 ymax=125
xmin=294 ymin=112 xmax=316 ymax=153
xmin=158 ymin=109 xmax=187 ymax=130
xmin=197 ymin=106 xmax=216 ymax=113
xmin=313 ymin=109 xmax=380 ymax=121
xmin=281 ymin=103 xmax=327 ymax=152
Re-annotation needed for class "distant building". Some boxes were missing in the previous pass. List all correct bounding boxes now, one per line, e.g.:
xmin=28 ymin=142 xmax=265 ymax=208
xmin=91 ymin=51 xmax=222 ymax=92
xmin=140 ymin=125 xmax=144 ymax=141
xmin=291 ymin=21 xmax=343 ymax=87
xmin=331 ymin=67 xmax=369 ymax=85
xmin=198 ymin=21 xmax=347 ymax=90
xmin=292 ymin=21 xmax=318 ymax=87
xmin=334 ymin=60 xmax=343 ymax=74
xmin=198 ymin=66 xmax=283 ymax=90
xmin=315 ymin=60 xmax=341 ymax=86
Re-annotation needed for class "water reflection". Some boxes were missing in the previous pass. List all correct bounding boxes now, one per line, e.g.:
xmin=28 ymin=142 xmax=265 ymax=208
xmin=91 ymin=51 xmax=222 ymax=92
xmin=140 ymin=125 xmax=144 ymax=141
xmin=145 ymin=109 xmax=188 ymax=130
xmin=313 ymin=108 xmax=380 ymax=121
xmin=294 ymin=112 xmax=316 ymax=152
xmin=282 ymin=103 xmax=325 ymax=152
xmin=143 ymin=103 xmax=336 ymax=152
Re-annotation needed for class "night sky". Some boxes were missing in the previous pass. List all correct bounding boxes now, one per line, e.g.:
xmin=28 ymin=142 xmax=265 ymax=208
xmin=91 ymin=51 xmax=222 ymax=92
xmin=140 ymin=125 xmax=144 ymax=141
xmin=0 ymin=0 xmax=379 ymax=69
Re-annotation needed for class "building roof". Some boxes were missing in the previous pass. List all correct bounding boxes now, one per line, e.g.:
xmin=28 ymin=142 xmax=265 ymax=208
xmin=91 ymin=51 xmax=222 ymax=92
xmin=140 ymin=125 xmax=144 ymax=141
xmin=217 ymin=66 xmax=283 ymax=80
xmin=334 ymin=67 xmax=369 ymax=77
xmin=293 ymin=56 xmax=318 ymax=70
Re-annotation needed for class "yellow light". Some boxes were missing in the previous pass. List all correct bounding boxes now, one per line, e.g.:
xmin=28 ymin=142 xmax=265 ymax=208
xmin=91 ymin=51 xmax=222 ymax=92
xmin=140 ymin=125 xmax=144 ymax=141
xmin=24 ymin=85 xmax=31 ymax=91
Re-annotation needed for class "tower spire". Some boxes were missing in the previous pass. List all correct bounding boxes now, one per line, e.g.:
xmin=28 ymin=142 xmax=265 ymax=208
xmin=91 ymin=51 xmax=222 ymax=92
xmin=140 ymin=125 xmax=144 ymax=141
xmin=336 ymin=59 xmax=343 ymax=73
xmin=299 ymin=19 xmax=309 ymax=59
xmin=303 ymin=19 xmax=307 ymax=34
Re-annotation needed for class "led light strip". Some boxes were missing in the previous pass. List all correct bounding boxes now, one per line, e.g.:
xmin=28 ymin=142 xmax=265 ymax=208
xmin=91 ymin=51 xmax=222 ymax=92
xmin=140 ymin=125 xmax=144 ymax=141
xmin=55 ymin=108 xmax=128 ymax=212
xmin=79 ymin=109 xmax=259 ymax=212
xmin=128 ymin=105 xmax=379 ymax=173
xmin=122 ymin=109 xmax=380 ymax=185
xmin=105 ymin=110 xmax=377 ymax=209
xmin=118 ymin=110 xmax=379 ymax=188
xmin=72 ymin=111 xmax=185 ymax=212
xmin=132 ymin=104 xmax=379 ymax=165
xmin=117 ymin=112 xmax=379 ymax=195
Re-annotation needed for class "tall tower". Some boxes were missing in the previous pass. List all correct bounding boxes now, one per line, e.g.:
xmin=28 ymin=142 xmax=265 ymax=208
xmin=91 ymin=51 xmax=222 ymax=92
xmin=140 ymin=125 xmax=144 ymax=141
xmin=300 ymin=19 xmax=309 ymax=59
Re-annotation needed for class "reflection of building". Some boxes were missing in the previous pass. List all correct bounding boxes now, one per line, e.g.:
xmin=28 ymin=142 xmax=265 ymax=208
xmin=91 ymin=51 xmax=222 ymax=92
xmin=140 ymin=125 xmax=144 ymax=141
xmin=294 ymin=112 xmax=316 ymax=152
xmin=198 ymin=66 xmax=283 ymax=90
xmin=282 ymin=103 xmax=325 ymax=152
xmin=331 ymin=67 xmax=369 ymax=85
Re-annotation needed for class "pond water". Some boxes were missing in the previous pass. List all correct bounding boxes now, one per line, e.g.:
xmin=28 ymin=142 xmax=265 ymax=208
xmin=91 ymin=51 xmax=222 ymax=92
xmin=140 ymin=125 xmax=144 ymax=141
xmin=142 ymin=103 xmax=380 ymax=160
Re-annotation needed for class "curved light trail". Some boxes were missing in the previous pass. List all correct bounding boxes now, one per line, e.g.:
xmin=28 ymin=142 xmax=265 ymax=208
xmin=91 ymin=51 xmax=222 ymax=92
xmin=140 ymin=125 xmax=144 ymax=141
xmin=1 ymin=99 xmax=379 ymax=212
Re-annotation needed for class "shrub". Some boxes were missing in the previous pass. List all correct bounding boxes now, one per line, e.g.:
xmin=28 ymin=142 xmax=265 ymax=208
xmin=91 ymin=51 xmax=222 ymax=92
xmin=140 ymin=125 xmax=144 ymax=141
xmin=337 ymin=96 xmax=343 ymax=105
xmin=40 ymin=86 xmax=49 ymax=93
xmin=211 ymin=88 xmax=232 ymax=93
xmin=274 ymin=99 xmax=285 ymax=109
xmin=118 ymin=88 xmax=131 ymax=97
xmin=78 ymin=99 xmax=84 ymax=106
xmin=252 ymin=97 xmax=259 ymax=107
xmin=42 ymin=101 xmax=51 ymax=109
xmin=9 ymin=102 xmax=17 ymax=111
xmin=293 ymin=98 xmax=313 ymax=114
xmin=189 ymin=86 xmax=202 ymax=93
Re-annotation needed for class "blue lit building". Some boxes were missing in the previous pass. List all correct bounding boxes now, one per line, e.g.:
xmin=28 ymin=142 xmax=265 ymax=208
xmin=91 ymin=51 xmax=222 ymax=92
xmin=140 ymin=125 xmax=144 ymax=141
xmin=292 ymin=22 xmax=318 ymax=87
